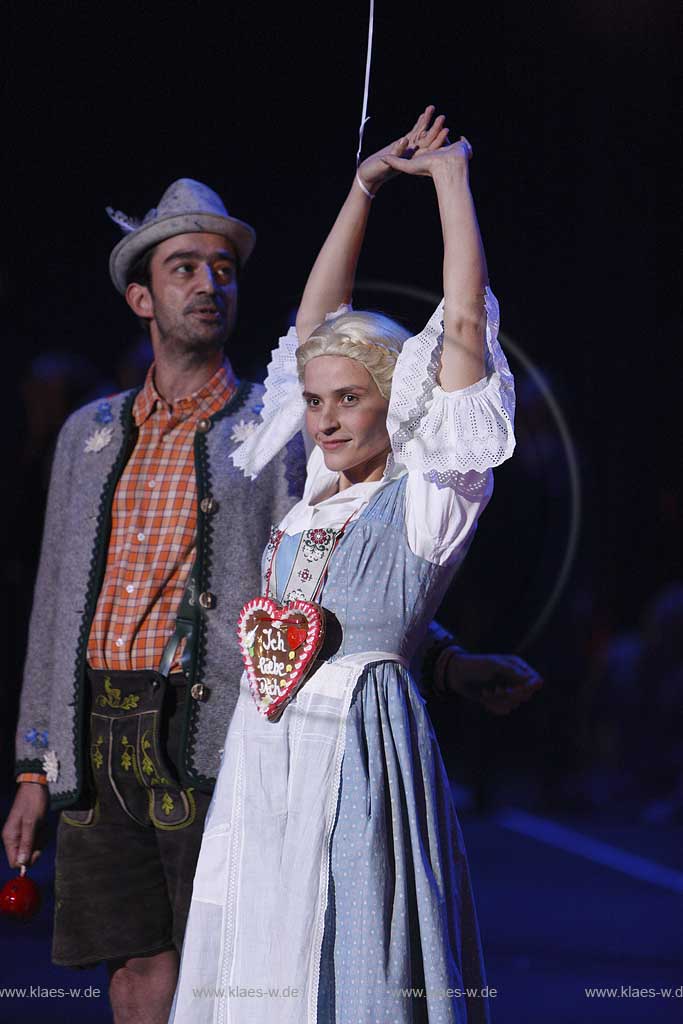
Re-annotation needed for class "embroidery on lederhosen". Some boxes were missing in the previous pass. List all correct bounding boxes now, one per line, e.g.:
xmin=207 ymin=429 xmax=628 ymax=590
xmin=96 ymin=677 xmax=140 ymax=711
xmin=64 ymin=674 xmax=196 ymax=832
xmin=104 ymin=703 xmax=196 ymax=831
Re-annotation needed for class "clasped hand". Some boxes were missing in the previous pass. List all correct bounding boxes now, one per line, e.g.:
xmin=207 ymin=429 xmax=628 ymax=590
xmin=357 ymin=104 xmax=472 ymax=195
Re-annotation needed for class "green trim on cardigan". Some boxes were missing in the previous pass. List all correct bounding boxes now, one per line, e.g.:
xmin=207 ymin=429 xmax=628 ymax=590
xmin=179 ymin=378 xmax=253 ymax=791
xmin=50 ymin=389 xmax=140 ymax=810
xmin=15 ymin=758 xmax=46 ymax=776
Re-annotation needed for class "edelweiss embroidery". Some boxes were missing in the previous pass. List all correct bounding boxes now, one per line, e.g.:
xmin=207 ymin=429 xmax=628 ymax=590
xmin=42 ymin=749 xmax=59 ymax=783
xmin=84 ymin=425 xmax=114 ymax=453
xmin=231 ymin=419 xmax=257 ymax=443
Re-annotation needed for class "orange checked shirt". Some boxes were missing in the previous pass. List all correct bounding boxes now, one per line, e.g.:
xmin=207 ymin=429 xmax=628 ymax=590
xmin=87 ymin=360 xmax=237 ymax=672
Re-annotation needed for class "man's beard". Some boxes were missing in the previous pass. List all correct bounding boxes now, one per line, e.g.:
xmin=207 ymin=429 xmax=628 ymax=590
xmin=153 ymin=299 xmax=235 ymax=361
xmin=158 ymin=327 xmax=227 ymax=359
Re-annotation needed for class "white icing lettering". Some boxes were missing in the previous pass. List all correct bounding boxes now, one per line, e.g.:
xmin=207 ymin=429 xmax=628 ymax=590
xmin=261 ymin=627 xmax=286 ymax=653
xmin=257 ymin=676 xmax=282 ymax=697
xmin=258 ymin=655 xmax=286 ymax=676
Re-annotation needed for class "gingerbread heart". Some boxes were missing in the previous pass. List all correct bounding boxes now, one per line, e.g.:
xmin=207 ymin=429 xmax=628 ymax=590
xmin=237 ymin=597 xmax=326 ymax=720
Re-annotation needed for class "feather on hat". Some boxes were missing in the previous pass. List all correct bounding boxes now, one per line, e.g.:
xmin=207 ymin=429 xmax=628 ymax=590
xmin=107 ymin=178 xmax=256 ymax=294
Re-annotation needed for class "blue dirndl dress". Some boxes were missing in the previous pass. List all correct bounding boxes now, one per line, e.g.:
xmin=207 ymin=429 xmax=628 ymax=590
xmin=170 ymin=289 xmax=515 ymax=1023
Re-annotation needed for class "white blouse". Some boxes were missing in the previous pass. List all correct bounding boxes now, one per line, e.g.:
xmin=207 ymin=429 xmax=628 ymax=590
xmin=232 ymin=287 xmax=515 ymax=566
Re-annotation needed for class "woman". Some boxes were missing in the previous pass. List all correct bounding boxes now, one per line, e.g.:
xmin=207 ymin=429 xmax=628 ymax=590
xmin=170 ymin=106 xmax=515 ymax=1023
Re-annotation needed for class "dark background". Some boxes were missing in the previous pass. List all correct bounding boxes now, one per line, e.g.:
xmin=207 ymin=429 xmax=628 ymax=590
xmin=1 ymin=2 xmax=681 ymax=1020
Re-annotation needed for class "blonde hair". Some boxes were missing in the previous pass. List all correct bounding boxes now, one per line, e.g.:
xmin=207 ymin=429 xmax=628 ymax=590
xmin=297 ymin=311 xmax=410 ymax=400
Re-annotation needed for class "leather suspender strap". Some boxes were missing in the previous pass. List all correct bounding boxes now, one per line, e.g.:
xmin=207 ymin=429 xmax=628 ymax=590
xmin=157 ymin=560 xmax=200 ymax=679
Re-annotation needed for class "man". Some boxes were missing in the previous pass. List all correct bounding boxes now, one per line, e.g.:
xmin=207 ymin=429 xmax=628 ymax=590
xmin=3 ymin=178 xmax=540 ymax=1023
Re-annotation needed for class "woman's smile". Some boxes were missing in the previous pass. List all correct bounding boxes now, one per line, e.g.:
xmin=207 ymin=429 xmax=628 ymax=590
xmin=303 ymin=354 xmax=391 ymax=489
xmin=318 ymin=437 xmax=351 ymax=450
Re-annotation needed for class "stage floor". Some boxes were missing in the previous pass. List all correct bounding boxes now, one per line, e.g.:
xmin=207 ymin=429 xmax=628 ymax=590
xmin=1 ymin=799 xmax=681 ymax=1023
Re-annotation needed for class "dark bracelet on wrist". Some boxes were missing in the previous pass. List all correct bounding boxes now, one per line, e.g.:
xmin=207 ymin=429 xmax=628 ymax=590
xmin=423 ymin=638 xmax=465 ymax=696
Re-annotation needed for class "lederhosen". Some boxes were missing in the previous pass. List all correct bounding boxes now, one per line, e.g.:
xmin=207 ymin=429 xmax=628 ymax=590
xmin=53 ymin=565 xmax=211 ymax=966
xmin=63 ymin=563 xmax=200 ymax=831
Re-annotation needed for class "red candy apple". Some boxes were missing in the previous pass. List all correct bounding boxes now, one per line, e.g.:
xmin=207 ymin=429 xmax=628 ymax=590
xmin=0 ymin=868 xmax=41 ymax=921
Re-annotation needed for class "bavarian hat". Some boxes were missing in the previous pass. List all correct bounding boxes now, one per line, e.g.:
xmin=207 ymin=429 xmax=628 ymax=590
xmin=107 ymin=178 xmax=256 ymax=294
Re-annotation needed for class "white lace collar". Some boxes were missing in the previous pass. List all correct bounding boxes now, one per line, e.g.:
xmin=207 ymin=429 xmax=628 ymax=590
xmin=278 ymin=446 xmax=405 ymax=535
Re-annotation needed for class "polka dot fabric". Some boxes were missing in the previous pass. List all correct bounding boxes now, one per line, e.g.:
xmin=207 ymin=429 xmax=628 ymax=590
xmin=290 ymin=479 xmax=490 ymax=1021
xmin=326 ymin=668 xmax=489 ymax=1023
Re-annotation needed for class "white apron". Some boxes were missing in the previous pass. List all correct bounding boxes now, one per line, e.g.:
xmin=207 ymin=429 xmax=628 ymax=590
xmin=170 ymin=652 xmax=407 ymax=1024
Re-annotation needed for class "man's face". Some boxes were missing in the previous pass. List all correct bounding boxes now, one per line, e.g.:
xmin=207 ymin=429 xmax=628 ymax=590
xmin=134 ymin=232 xmax=238 ymax=359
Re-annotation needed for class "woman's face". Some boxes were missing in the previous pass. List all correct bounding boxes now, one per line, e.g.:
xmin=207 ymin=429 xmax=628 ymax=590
xmin=303 ymin=355 xmax=390 ymax=489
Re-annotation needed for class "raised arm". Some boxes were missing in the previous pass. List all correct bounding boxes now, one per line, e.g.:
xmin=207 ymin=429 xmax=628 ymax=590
xmin=382 ymin=137 xmax=488 ymax=391
xmin=296 ymin=106 xmax=449 ymax=343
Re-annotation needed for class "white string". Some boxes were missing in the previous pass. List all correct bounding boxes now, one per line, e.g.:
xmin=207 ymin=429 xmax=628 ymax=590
xmin=355 ymin=0 xmax=375 ymax=167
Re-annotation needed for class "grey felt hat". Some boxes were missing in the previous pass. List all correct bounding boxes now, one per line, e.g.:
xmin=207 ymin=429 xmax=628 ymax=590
xmin=107 ymin=178 xmax=256 ymax=294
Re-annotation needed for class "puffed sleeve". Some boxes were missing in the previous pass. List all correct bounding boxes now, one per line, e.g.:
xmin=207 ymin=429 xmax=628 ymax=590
xmin=387 ymin=287 xmax=516 ymax=565
xmin=387 ymin=286 xmax=515 ymax=478
xmin=231 ymin=327 xmax=305 ymax=479
xmin=231 ymin=306 xmax=353 ymax=479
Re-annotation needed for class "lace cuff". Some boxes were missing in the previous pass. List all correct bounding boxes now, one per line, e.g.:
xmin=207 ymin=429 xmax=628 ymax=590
xmin=231 ymin=328 xmax=306 ymax=479
xmin=387 ymin=286 xmax=516 ymax=483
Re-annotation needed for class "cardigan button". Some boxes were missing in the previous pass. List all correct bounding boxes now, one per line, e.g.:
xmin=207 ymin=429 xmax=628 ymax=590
xmin=198 ymin=591 xmax=216 ymax=609
xmin=200 ymin=496 xmax=219 ymax=515
xmin=196 ymin=417 xmax=212 ymax=434
xmin=190 ymin=683 xmax=210 ymax=702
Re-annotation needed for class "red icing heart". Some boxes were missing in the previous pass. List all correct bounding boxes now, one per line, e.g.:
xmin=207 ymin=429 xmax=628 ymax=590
xmin=237 ymin=597 xmax=325 ymax=720
xmin=0 ymin=873 xmax=41 ymax=921
xmin=287 ymin=625 xmax=307 ymax=650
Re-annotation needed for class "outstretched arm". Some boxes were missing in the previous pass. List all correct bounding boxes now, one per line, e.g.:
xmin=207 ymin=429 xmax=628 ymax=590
xmin=382 ymin=137 xmax=488 ymax=391
xmin=435 ymin=646 xmax=544 ymax=714
xmin=296 ymin=106 xmax=449 ymax=343
xmin=417 ymin=622 xmax=542 ymax=714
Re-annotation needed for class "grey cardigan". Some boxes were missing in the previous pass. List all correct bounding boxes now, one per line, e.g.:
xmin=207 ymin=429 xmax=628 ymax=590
xmin=15 ymin=381 xmax=304 ymax=808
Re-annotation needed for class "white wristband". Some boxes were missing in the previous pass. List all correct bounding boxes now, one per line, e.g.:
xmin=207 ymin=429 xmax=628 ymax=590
xmin=355 ymin=173 xmax=374 ymax=200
